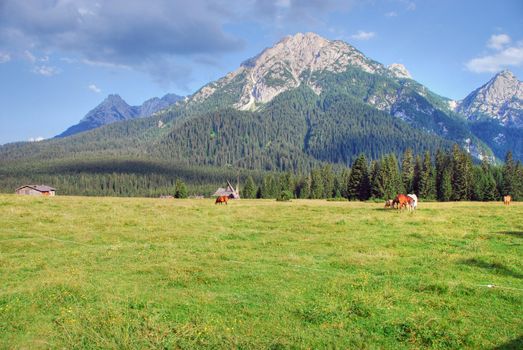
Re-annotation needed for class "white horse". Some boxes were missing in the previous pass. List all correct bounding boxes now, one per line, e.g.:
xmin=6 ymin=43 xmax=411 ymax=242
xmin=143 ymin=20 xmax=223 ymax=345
xmin=407 ymin=194 xmax=418 ymax=210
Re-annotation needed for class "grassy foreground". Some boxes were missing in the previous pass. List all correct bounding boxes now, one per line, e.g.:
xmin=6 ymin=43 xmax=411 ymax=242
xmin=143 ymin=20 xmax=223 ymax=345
xmin=0 ymin=195 xmax=522 ymax=349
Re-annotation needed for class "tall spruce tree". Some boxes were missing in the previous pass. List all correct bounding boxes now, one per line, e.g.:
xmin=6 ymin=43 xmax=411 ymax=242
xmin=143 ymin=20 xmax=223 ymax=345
xmin=440 ymin=168 xmax=452 ymax=201
xmin=297 ymin=174 xmax=311 ymax=199
xmin=418 ymin=151 xmax=435 ymax=199
xmin=347 ymin=154 xmax=370 ymax=200
xmin=174 ymin=179 xmax=188 ymax=198
xmin=413 ymin=155 xmax=422 ymax=195
xmin=369 ymin=160 xmax=381 ymax=199
xmin=243 ymin=176 xmax=257 ymax=199
xmin=322 ymin=164 xmax=335 ymax=198
xmin=310 ymin=168 xmax=324 ymax=199
xmin=502 ymin=151 xmax=515 ymax=197
xmin=261 ymin=174 xmax=277 ymax=198
xmin=435 ymin=149 xmax=452 ymax=201
xmin=451 ymin=145 xmax=472 ymax=201
xmin=339 ymin=168 xmax=350 ymax=199
xmin=401 ymin=148 xmax=415 ymax=194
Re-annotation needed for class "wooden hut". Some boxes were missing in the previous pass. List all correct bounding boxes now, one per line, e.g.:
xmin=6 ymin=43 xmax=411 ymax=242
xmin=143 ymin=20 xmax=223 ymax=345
xmin=15 ymin=185 xmax=56 ymax=196
xmin=213 ymin=180 xmax=240 ymax=199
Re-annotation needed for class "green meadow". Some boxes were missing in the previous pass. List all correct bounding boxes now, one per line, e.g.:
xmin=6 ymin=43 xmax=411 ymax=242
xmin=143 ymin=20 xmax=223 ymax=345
xmin=1 ymin=195 xmax=522 ymax=349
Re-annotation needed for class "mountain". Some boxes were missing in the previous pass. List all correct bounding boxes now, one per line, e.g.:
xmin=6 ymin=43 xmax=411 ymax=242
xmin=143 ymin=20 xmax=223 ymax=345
xmin=57 ymin=93 xmax=183 ymax=137
xmin=457 ymin=70 xmax=523 ymax=128
xmin=138 ymin=93 xmax=184 ymax=118
xmin=453 ymin=70 xmax=523 ymax=161
xmin=187 ymin=32 xmax=489 ymax=159
xmin=4 ymin=31 xmax=523 ymax=190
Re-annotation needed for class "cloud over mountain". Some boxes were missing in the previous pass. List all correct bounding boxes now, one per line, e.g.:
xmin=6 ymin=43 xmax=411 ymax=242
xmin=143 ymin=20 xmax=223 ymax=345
xmin=0 ymin=0 xmax=354 ymax=87
xmin=466 ymin=34 xmax=523 ymax=73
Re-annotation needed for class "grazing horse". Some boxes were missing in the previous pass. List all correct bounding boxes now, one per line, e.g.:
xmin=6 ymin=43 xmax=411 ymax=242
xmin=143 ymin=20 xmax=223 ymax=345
xmin=407 ymin=194 xmax=418 ymax=210
xmin=215 ymin=195 xmax=229 ymax=205
xmin=384 ymin=199 xmax=394 ymax=208
xmin=393 ymin=194 xmax=413 ymax=211
xmin=503 ymin=195 xmax=512 ymax=205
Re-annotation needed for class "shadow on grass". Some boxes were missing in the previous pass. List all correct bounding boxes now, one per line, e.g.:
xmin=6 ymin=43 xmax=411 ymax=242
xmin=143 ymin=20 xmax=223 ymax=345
xmin=497 ymin=231 xmax=523 ymax=238
xmin=460 ymin=258 xmax=523 ymax=279
xmin=492 ymin=335 xmax=523 ymax=350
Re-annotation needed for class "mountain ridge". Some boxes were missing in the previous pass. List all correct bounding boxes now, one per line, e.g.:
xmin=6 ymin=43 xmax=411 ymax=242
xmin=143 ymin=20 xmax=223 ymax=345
xmin=56 ymin=93 xmax=183 ymax=138
xmin=457 ymin=70 xmax=523 ymax=128
xmin=2 ymin=32 xmax=523 ymax=169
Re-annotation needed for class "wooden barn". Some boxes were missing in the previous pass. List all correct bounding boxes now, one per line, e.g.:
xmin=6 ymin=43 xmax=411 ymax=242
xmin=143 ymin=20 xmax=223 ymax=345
xmin=15 ymin=185 xmax=56 ymax=196
xmin=213 ymin=180 xmax=240 ymax=199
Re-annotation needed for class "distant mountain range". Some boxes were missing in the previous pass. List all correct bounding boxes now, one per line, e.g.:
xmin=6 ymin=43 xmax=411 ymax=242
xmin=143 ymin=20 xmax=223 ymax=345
xmin=2 ymin=32 xmax=523 ymax=175
xmin=56 ymin=93 xmax=183 ymax=137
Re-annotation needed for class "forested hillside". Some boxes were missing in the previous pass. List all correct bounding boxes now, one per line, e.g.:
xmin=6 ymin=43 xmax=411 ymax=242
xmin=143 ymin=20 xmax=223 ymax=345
xmin=1 ymin=33 xmax=522 ymax=198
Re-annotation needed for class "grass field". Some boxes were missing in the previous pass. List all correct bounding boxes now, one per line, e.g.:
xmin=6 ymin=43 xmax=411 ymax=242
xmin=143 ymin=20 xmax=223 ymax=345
xmin=1 ymin=195 xmax=522 ymax=349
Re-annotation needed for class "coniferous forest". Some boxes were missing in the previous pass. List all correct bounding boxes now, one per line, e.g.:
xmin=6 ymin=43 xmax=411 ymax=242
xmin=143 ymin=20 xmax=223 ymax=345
xmin=1 ymin=146 xmax=521 ymax=201
xmin=1 ymin=85 xmax=521 ymax=200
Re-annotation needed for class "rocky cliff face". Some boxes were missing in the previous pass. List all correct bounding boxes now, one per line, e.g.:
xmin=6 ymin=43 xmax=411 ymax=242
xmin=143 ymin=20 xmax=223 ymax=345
xmin=139 ymin=93 xmax=183 ymax=118
xmin=387 ymin=63 xmax=412 ymax=79
xmin=189 ymin=32 xmax=388 ymax=110
xmin=457 ymin=70 xmax=523 ymax=128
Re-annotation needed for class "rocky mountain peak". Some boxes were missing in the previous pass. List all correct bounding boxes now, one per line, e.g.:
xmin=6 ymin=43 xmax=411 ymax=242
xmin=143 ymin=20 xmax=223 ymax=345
xmin=387 ymin=63 xmax=412 ymax=79
xmin=190 ymin=32 xmax=385 ymax=110
xmin=457 ymin=70 xmax=523 ymax=128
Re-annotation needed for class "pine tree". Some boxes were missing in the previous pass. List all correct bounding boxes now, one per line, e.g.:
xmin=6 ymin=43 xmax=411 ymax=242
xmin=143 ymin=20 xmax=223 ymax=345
xmin=339 ymin=168 xmax=350 ymax=198
xmin=369 ymin=160 xmax=382 ymax=199
xmin=174 ymin=179 xmax=188 ymax=198
xmin=278 ymin=172 xmax=294 ymax=193
xmin=514 ymin=161 xmax=523 ymax=200
xmin=418 ymin=151 xmax=435 ymax=199
xmin=401 ymin=148 xmax=415 ymax=193
xmin=297 ymin=175 xmax=311 ymax=199
xmin=502 ymin=151 xmax=515 ymax=197
xmin=435 ymin=149 xmax=452 ymax=201
xmin=310 ymin=168 xmax=324 ymax=199
xmin=387 ymin=154 xmax=404 ymax=197
xmin=347 ymin=154 xmax=370 ymax=200
xmin=322 ymin=165 xmax=335 ymax=198
xmin=243 ymin=176 xmax=257 ymax=199
xmin=483 ymin=172 xmax=498 ymax=201
xmin=451 ymin=145 xmax=472 ymax=201
xmin=413 ymin=155 xmax=422 ymax=195
xmin=440 ymin=168 xmax=452 ymax=202
xmin=261 ymin=174 xmax=277 ymax=198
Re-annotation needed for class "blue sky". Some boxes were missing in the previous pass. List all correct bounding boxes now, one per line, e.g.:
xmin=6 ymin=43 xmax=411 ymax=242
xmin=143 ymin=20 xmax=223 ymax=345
xmin=0 ymin=0 xmax=522 ymax=144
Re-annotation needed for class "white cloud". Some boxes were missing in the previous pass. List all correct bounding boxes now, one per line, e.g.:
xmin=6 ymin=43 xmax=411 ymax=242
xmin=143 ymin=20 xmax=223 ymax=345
xmin=32 ymin=65 xmax=60 ymax=76
xmin=0 ymin=52 xmax=10 ymax=63
xmin=466 ymin=45 xmax=523 ymax=73
xmin=487 ymin=34 xmax=511 ymax=50
xmin=88 ymin=84 xmax=101 ymax=93
xmin=466 ymin=34 xmax=523 ymax=73
xmin=28 ymin=137 xmax=45 ymax=142
xmin=406 ymin=2 xmax=416 ymax=11
xmin=385 ymin=11 xmax=397 ymax=17
xmin=351 ymin=30 xmax=376 ymax=41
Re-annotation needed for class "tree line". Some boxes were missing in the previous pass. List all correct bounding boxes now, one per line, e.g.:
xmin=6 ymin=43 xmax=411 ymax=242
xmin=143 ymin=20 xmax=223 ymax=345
xmin=241 ymin=146 xmax=523 ymax=201
xmin=1 ymin=147 xmax=521 ymax=200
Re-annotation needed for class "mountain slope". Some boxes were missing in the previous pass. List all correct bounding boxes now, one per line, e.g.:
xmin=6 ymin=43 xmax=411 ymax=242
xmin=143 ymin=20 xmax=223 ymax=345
xmin=185 ymin=32 xmax=491 ymax=160
xmin=5 ymin=31 xmax=523 ymax=178
xmin=457 ymin=70 xmax=523 ymax=128
xmin=57 ymin=93 xmax=183 ymax=138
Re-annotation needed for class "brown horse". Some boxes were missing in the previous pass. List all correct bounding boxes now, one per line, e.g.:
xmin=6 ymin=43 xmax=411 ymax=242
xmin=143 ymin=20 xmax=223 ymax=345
xmin=393 ymin=194 xmax=413 ymax=211
xmin=384 ymin=199 xmax=394 ymax=208
xmin=503 ymin=195 xmax=512 ymax=205
xmin=215 ymin=195 xmax=229 ymax=205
